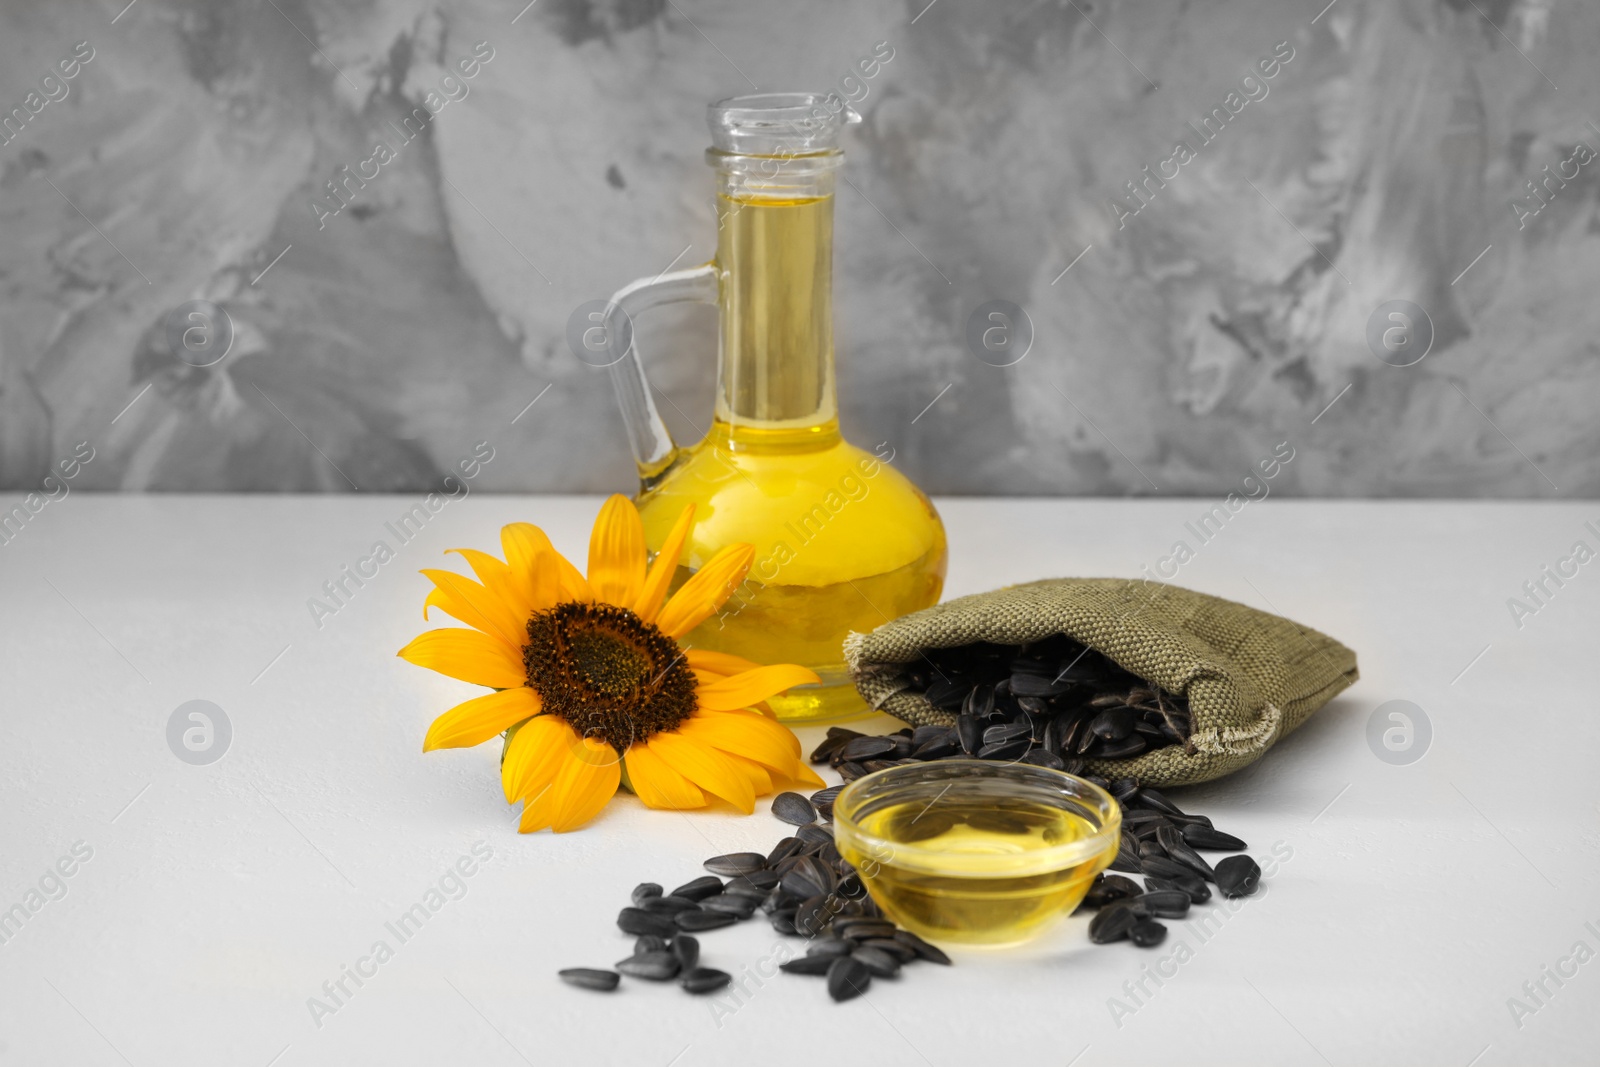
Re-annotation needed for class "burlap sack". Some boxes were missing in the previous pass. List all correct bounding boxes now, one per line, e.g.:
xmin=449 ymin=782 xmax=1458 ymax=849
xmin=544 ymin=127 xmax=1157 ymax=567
xmin=844 ymin=578 xmax=1358 ymax=787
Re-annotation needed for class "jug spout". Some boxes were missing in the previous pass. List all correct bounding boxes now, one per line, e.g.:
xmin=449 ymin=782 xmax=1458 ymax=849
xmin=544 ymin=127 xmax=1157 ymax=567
xmin=596 ymin=263 xmax=719 ymax=487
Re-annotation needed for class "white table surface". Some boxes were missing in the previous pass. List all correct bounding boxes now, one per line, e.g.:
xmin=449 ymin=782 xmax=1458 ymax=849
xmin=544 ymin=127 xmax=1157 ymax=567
xmin=0 ymin=495 xmax=1595 ymax=1067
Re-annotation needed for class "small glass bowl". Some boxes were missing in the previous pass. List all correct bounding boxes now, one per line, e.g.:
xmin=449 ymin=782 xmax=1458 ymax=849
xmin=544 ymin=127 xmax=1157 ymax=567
xmin=832 ymin=761 xmax=1121 ymax=947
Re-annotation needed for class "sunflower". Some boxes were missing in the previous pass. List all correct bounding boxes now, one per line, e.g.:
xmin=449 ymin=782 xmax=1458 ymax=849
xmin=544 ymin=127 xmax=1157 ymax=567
xmin=399 ymin=495 xmax=825 ymax=833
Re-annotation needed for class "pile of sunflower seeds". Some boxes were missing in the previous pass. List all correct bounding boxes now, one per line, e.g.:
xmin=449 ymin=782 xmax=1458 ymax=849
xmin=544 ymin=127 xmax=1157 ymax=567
xmin=560 ymin=769 xmax=1261 ymax=999
xmin=889 ymin=635 xmax=1195 ymax=767
xmin=562 ymin=641 xmax=1267 ymax=996
xmin=559 ymin=785 xmax=951 ymax=1001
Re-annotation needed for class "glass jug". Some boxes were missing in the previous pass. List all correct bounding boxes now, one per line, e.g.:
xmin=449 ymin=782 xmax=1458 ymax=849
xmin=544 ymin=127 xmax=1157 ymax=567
xmin=597 ymin=92 xmax=947 ymax=723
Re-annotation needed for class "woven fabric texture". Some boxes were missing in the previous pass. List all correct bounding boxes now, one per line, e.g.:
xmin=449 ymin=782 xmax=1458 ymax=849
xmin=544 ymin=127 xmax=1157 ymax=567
xmin=843 ymin=578 xmax=1358 ymax=787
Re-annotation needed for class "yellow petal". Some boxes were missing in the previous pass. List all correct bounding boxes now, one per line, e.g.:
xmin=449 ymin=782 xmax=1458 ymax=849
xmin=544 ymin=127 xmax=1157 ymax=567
xmin=684 ymin=648 xmax=765 ymax=678
xmin=550 ymin=736 xmax=622 ymax=832
xmin=552 ymin=552 xmax=593 ymax=603
xmin=723 ymin=751 xmax=772 ymax=794
xmin=499 ymin=523 xmax=561 ymax=613
xmin=423 ymin=687 xmax=540 ymax=751
xmin=445 ymin=547 xmax=535 ymax=622
xmin=624 ymin=742 xmax=707 ymax=809
xmin=785 ymin=760 xmax=826 ymax=789
xmin=680 ymin=709 xmax=809 ymax=776
xmin=695 ymin=664 xmax=821 ymax=711
xmin=587 ymin=495 xmax=646 ymax=607
xmin=519 ymin=783 xmax=556 ymax=833
xmin=419 ymin=568 xmax=527 ymax=648
xmin=501 ymin=714 xmax=572 ymax=803
xmin=633 ymin=504 xmax=695 ymax=623
xmin=648 ymin=730 xmax=756 ymax=813
xmin=654 ymin=543 xmax=756 ymax=639
xmin=397 ymin=628 xmax=525 ymax=688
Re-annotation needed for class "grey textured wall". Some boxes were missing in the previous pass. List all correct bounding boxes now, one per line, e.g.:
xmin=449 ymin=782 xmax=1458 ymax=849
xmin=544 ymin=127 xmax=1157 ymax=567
xmin=0 ymin=0 xmax=1594 ymax=496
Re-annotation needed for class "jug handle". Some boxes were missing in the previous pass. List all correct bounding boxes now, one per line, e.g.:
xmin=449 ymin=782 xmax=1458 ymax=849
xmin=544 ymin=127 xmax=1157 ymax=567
xmin=597 ymin=263 xmax=720 ymax=485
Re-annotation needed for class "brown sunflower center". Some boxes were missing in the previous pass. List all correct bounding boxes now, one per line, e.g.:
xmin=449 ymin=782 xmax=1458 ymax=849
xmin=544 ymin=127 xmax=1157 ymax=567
xmin=522 ymin=600 xmax=697 ymax=751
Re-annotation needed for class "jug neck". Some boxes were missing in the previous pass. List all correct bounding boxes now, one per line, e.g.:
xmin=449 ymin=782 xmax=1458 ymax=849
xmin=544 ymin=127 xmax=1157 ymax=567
xmin=711 ymin=150 xmax=841 ymax=444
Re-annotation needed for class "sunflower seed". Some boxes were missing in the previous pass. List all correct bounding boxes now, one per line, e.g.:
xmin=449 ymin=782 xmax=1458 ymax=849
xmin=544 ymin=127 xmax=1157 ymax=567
xmin=983 ymin=722 xmax=1032 ymax=746
xmin=852 ymin=946 xmax=902 ymax=977
xmin=1135 ymin=787 xmax=1185 ymax=816
xmin=770 ymin=909 xmax=798 ymax=935
xmin=977 ymin=738 xmax=1030 ymax=761
xmin=671 ymin=934 xmax=699 ymax=970
xmin=642 ymin=894 xmax=700 ymax=914
xmin=780 ymin=869 xmax=822 ymax=903
xmin=1082 ymin=873 xmax=1144 ymax=909
xmin=617 ymin=908 xmax=677 ymax=938
xmin=772 ymin=792 xmax=818 ymax=826
xmin=723 ymin=870 xmax=782 ymax=898
xmin=616 ymin=951 xmax=680 ymax=980
xmin=808 ymin=738 xmax=846 ymax=764
xmin=840 ymin=736 xmax=897 ymax=762
xmin=1130 ymin=919 xmax=1168 ymax=947
xmin=559 ymin=968 xmax=619 ymax=991
xmin=768 ymin=836 xmax=803 ymax=866
xmin=780 ymin=955 xmax=835 ymax=975
xmin=679 ymin=966 xmax=732 ymax=994
xmin=1110 ymin=833 xmax=1143 ymax=874
xmin=810 ymin=786 xmax=843 ymax=816
xmin=913 ymin=736 xmax=961 ymax=759
xmin=704 ymin=852 xmax=768 ymax=877
xmin=700 ymin=894 xmax=759 ymax=918
xmin=807 ymin=937 xmax=855 ymax=958
xmin=634 ymin=934 xmax=667 ymax=954
xmin=1144 ymin=874 xmax=1210 ymax=905
xmin=1042 ymin=715 xmax=1069 ymax=755
xmin=892 ymin=930 xmax=952 ymax=965
xmin=795 ymin=895 xmax=838 ymax=937
xmin=1088 ymin=903 xmax=1139 ymax=944
xmin=956 ymin=714 xmax=982 ymax=755
xmin=924 ymin=677 xmax=968 ymax=709
xmin=796 ymin=824 xmax=832 ymax=847
xmin=1088 ymin=706 xmax=1136 ymax=740
xmin=834 ymin=918 xmax=897 ymax=941
xmin=1140 ymin=856 xmax=1199 ymax=883
xmin=1160 ymin=833 xmax=1217 ymax=882
xmin=631 ymin=882 xmax=663 ymax=906
xmin=1097 ymin=734 xmax=1148 ymax=758
xmin=669 ymin=875 xmax=724 ymax=902
xmin=800 ymin=855 xmax=837 ymax=894
xmin=827 ymin=957 xmax=873 ymax=1001
xmin=1020 ymin=748 xmax=1066 ymax=770
xmin=675 ymin=908 xmax=739 ymax=931
xmin=1215 ymin=855 xmax=1262 ymax=898
xmin=858 ymin=938 xmax=916 ymax=963
xmin=1135 ymin=889 xmax=1191 ymax=919
xmin=1181 ymin=825 xmax=1248 ymax=851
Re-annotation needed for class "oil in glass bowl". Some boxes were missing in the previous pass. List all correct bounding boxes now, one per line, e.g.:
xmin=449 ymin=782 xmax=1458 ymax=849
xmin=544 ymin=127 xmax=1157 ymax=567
xmin=833 ymin=761 xmax=1121 ymax=947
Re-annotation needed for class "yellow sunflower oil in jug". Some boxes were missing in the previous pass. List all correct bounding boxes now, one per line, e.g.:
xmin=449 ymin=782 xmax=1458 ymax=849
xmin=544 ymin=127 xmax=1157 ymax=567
xmin=596 ymin=93 xmax=946 ymax=722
